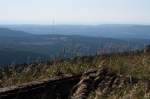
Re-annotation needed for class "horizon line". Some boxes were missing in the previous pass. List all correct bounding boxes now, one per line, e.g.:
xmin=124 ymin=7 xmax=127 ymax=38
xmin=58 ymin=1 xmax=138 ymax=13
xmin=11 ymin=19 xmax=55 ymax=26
xmin=0 ymin=23 xmax=150 ymax=26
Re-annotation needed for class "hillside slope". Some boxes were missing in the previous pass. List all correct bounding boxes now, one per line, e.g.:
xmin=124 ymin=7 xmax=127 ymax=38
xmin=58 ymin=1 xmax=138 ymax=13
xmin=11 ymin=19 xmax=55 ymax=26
xmin=0 ymin=46 xmax=150 ymax=98
xmin=0 ymin=66 xmax=149 ymax=99
xmin=0 ymin=46 xmax=150 ymax=86
xmin=1 ymin=27 xmax=150 ymax=65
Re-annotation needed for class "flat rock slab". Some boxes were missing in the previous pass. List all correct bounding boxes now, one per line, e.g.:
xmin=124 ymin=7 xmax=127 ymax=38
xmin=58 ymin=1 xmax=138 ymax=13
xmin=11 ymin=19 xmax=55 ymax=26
xmin=0 ymin=75 xmax=81 ymax=99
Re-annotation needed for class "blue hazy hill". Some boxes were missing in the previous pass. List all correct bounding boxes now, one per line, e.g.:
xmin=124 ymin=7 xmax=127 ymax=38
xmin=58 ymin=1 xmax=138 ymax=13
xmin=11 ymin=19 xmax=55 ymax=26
xmin=2 ymin=24 xmax=150 ymax=39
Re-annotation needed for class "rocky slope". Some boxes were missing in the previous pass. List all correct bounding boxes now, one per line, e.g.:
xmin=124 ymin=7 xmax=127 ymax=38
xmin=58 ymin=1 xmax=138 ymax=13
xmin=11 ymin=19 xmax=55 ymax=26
xmin=0 ymin=67 xmax=149 ymax=99
xmin=71 ymin=68 xmax=150 ymax=99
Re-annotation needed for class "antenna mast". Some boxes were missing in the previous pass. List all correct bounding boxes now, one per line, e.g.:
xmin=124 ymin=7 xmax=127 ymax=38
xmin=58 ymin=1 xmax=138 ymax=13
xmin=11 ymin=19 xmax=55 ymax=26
xmin=52 ymin=18 xmax=55 ymax=34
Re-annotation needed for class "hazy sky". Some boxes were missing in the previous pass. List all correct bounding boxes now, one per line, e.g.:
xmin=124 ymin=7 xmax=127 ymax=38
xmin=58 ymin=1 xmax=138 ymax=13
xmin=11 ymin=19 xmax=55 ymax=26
xmin=0 ymin=0 xmax=150 ymax=25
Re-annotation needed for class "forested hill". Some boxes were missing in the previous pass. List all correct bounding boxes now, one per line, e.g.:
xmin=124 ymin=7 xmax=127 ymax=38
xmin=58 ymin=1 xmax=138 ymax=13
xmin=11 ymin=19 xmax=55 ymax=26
xmin=0 ymin=27 xmax=150 ymax=65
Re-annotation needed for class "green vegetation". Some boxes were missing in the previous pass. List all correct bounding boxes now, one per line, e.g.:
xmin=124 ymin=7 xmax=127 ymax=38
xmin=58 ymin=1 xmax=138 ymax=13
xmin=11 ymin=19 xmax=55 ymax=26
xmin=0 ymin=48 xmax=150 ymax=98
xmin=0 ymin=49 xmax=150 ymax=86
xmin=88 ymin=82 xmax=150 ymax=99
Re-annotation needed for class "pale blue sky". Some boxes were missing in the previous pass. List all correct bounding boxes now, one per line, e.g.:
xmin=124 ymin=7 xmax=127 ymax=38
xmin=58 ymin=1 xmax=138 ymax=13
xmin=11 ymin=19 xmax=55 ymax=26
xmin=0 ymin=0 xmax=150 ymax=25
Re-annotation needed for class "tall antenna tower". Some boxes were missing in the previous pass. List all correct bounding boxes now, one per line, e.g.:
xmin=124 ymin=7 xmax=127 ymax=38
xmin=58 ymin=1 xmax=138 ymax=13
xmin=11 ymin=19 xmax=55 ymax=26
xmin=52 ymin=18 xmax=55 ymax=34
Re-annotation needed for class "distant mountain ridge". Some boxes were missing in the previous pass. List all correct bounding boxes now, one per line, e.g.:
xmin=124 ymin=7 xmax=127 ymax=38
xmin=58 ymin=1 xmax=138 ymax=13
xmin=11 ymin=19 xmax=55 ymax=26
xmin=0 ymin=27 xmax=32 ymax=37
xmin=1 ymin=24 xmax=150 ymax=39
